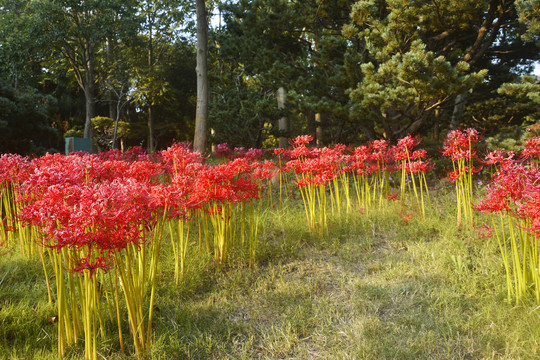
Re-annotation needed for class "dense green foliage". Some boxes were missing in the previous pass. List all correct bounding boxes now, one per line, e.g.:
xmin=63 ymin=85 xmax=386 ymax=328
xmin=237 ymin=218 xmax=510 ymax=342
xmin=0 ymin=0 xmax=538 ymax=154
xmin=0 ymin=79 xmax=57 ymax=154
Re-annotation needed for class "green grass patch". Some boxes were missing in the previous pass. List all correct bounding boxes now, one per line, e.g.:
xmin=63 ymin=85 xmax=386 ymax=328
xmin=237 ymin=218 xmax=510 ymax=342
xmin=1 ymin=194 xmax=540 ymax=359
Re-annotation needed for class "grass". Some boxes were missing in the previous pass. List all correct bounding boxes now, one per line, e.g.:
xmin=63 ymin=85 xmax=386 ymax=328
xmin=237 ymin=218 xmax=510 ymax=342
xmin=2 ymin=188 xmax=540 ymax=359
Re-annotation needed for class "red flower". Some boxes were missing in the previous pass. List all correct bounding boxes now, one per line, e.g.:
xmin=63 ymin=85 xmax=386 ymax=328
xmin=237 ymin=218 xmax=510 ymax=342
xmin=483 ymin=150 xmax=515 ymax=167
xmin=213 ymin=143 xmax=233 ymax=158
xmin=289 ymin=135 xmax=314 ymax=147
xmin=522 ymin=136 xmax=540 ymax=160
xmin=401 ymin=213 xmax=413 ymax=224
xmin=475 ymin=224 xmax=494 ymax=240
xmin=442 ymin=128 xmax=481 ymax=161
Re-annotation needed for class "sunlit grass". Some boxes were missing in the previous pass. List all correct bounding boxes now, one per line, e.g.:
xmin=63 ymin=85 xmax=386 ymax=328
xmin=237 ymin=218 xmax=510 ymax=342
xmin=2 ymin=192 xmax=540 ymax=359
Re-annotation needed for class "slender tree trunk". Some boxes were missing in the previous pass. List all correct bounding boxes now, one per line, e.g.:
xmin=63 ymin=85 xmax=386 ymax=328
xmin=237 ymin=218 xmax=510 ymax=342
xmin=277 ymin=87 xmax=288 ymax=148
xmin=312 ymin=37 xmax=323 ymax=146
xmin=450 ymin=93 xmax=468 ymax=129
xmin=147 ymin=21 xmax=155 ymax=153
xmin=432 ymin=108 xmax=440 ymax=141
xmin=83 ymin=45 xmax=95 ymax=143
xmin=106 ymin=38 xmax=117 ymax=122
xmin=148 ymin=106 xmax=155 ymax=151
xmin=194 ymin=0 xmax=209 ymax=154
xmin=112 ymin=91 xmax=123 ymax=150
xmin=83 ymin=89 xmax=95 ymax=140
xmin=315 ymin=113 xmax=323 ymax=146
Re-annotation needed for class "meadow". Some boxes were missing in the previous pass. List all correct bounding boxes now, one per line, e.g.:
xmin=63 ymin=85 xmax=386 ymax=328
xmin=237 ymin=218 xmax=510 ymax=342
xmin=1 ymin=130 xmax=539 ymax=359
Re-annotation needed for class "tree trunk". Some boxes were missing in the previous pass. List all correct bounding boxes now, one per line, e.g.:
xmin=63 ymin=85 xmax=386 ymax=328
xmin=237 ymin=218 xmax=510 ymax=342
xmin=315 ymin=113 xmax=323 ymax=146
xmin=147 ymin=20 xmax=155 ymax=153
xmin=450 ymin=92 xmax=468 ymax=129
xmin=194 ymin=0 xmax=209 ymax=154
xmin=277 ymin=87 xmax=288 ymax=148
xmin=83 ymin=45 xmax=95 ymax=144
xmin=112 ymin=89 xmax=124 ymax=150
xmin=432 ymin=108 xmax=440 ymax=141
xmin=83 ymin=89 xmax=95 ymax=140
xmin=148 ymin=106 xmax=155 ymax=152
xmin=448 ymin=0 xmax=505 ymax=131
xmin=106 ymin=38 xmax=117 ymax=122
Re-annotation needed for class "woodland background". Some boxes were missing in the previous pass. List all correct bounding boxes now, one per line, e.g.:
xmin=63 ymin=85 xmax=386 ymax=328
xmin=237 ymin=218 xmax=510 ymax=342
xmin=0 ymin=0 xmax=538 ymax=155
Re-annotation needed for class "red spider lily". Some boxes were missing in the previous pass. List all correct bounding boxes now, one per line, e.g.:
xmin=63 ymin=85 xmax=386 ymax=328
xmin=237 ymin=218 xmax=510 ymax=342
xmin=22 ymin=181 xmax=153 ymax=252
xmin=411 ymin=149 xmax=427 ymax=160
xmin=522 ymin=136 xmax=540 ymax=161
xmin=442 ymin=128 xmax=481 ymax=161
xmin=0 ymin=154 xmax=28 ymax=185
xmin=72 ymin=255 xmax=110 ymax=277
xmin=18 ymin=159 xmax=166 ymax=259
xmin=401 ymin=213 xmax=413 ymax=224
xmin=160 ymin=142 xmax=205 ymax=175
xmin=476 ymin=160 xmax=540 ymax=304
xmin=251 ymin=161 xmax=278 ymax=181
xmin=483 ymin=150 xmax=515 ymax=167
xmin=294 ymin=177 xmax=311 ymax=188
xmin=233 ymin=147 xmax=246 ymax=157
xmin=387 ymin=193 xmax=399 ymax=201
xmin=394 ymin=135 xmax=422 ymax=161
xmin=442 ymin=129 xmax=484 ymax=227
xmin=352 ymin=145 xmax=370 ymax=160
xmin=465 ymin=128 xmax=481 ymax=141
xmin=475 ymin=224 xmax=494 ymax=240
xmin=286 ymin=156 xmax=341 ymax=187
xmin=349 ymin=146 xmax=371 ymax=172
xmin=244 ymin=148 xmax=265 ymax=162
xmin=475 ymin=162 xmax=540 ymax=216
xmin=213 ymin=143 xmax=233 ymax=158
xmin=371 ymin=139 xmax=389 ymax=152
xmin=123 ymin=160 xmax=164 ymax=183
xmin=191 ymin=159 xmax=261 ymax=205
xmin=392 ymin=135 xmax=432 ymax=217
xmin=0 ymin=154 xmax=30 ymax=234
xmin=397 ymin=135 xmax=422 ymax=150
xmin=368 ymin=140 xmax=398 ymax=174
xmin=288 ymin=146 xmax=314 ymax=159
xmin=9 ymin=149 xmax=183 ymax=358
xmin=289 ymin=134 xmax=314 ymax=147
xmin=370 ymin=139 xmax=391 ymax=162
xmin=406 ymin=160 xmax=433 ymax=174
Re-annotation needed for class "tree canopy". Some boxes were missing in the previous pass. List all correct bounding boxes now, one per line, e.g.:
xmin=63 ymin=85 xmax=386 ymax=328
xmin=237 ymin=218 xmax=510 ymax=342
xmin=0 ymin=0 xmax=538 ymax=155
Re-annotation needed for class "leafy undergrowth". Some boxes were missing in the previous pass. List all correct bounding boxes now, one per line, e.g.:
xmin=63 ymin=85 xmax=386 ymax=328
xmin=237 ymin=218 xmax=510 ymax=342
xmin=1 ymin=196 xmax=540 ymax=359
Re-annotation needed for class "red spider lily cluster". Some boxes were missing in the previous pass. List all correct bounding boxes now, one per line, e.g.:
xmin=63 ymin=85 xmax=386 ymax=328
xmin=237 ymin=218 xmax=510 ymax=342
xmin=13 ymin=153 xmax=164 ymax=270
xmin=441 ymin=128 xmax=484 ymax=227
xmin=268 ymin=134 xmax=434 ymax=234
xmin=522 ymin=136 xmax=540 ymax=166
xmin=280 ymin=135 xmax=432 ymax=190
xmin=475 ymin=137 xmax=540 ymax=304
xmin=3 ymin=131 xmax=540 ymax=357
xmin=0 ymin=144 xmax=278 ymax=273
xmin=0 ymin=145 xmax=273 ymax=359
xmin=213 ymin=143 xmax=266 ymax=162
xmin=483 ymin=150 xmax=515 ymax=171
xmin=442 ymin=128 xmax=481 ymax=161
